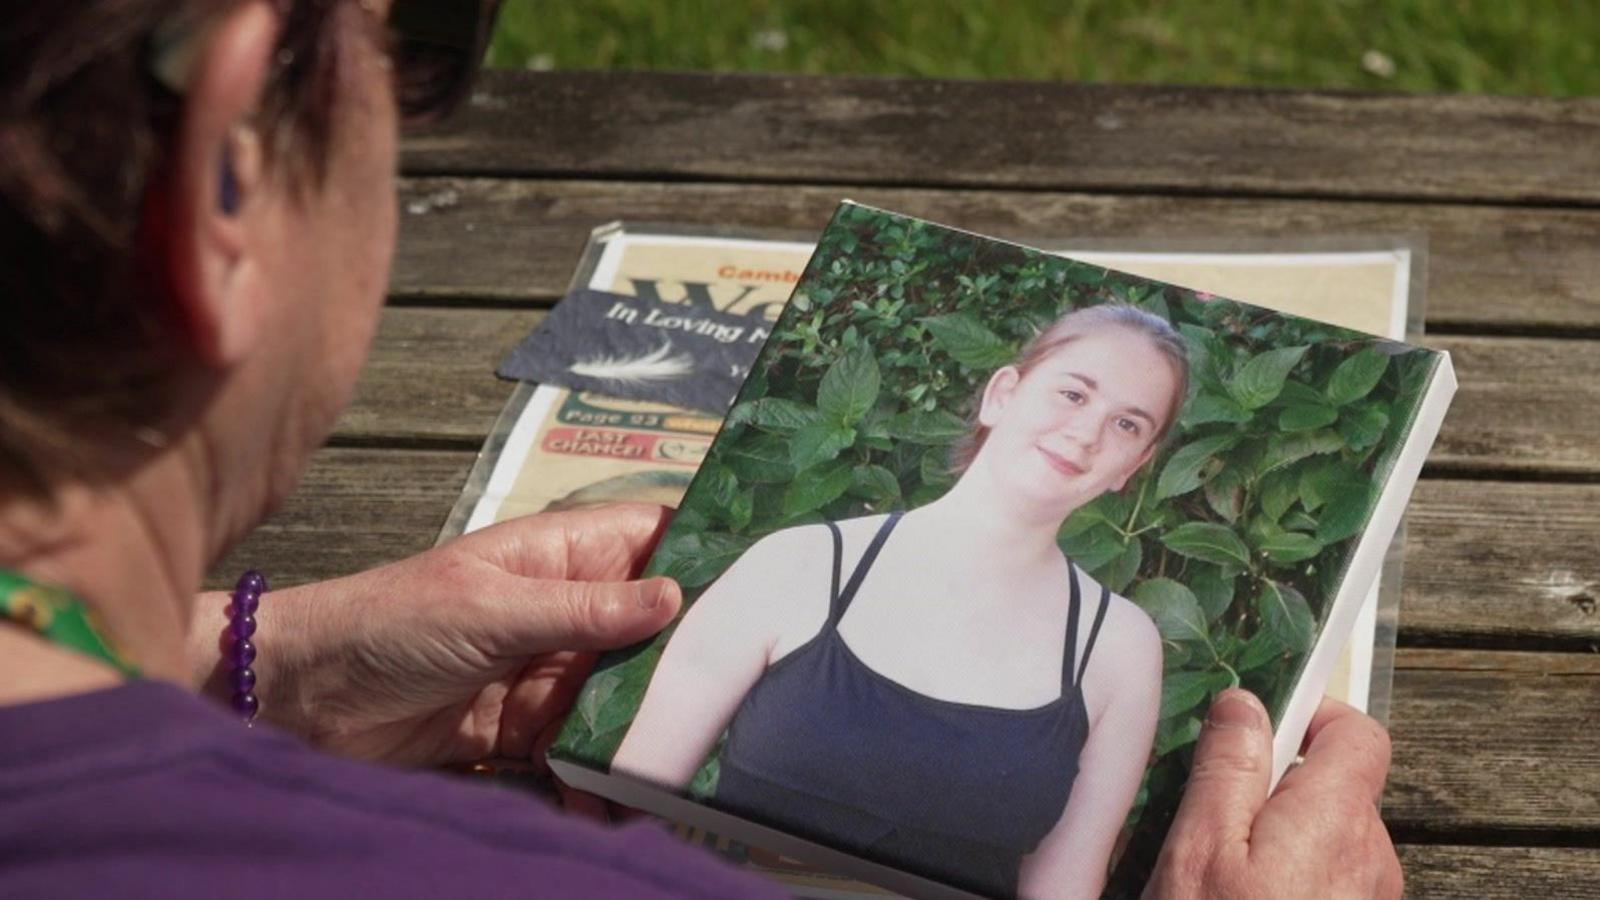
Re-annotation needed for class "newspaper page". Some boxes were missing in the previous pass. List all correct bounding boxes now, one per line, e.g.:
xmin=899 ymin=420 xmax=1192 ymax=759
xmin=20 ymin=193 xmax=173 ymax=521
xmin=442 ymin=224 xmax=1417 ymax=899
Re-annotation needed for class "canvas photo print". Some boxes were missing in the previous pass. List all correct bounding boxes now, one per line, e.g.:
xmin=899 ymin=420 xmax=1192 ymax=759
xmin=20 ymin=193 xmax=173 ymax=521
xmin=551 ymin=204 xmax=1445 ymax=898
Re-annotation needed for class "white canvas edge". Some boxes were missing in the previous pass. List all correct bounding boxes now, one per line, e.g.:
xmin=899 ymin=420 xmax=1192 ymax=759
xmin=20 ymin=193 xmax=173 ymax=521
xmin=549 ymin=758 xmax=978 ymax=900
xmin=1269 ymin=352 xmax=1456 ymax=787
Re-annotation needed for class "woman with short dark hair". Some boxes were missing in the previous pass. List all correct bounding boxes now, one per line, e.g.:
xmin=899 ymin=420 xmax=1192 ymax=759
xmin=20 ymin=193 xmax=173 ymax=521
xmin=0 ymin=2 xmax=779 ymax=896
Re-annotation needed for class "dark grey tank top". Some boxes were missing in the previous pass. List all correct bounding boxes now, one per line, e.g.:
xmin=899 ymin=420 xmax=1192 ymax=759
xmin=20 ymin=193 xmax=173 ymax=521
xmin=713 ymin=512 xmax=1111 ymax=897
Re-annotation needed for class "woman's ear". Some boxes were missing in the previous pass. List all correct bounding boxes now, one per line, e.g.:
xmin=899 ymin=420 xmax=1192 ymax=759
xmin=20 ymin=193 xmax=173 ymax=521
xmin=153 ymin=2 xmax=279 ymax=368
xmin=977 ymin=366 xmax=1022 ymax=428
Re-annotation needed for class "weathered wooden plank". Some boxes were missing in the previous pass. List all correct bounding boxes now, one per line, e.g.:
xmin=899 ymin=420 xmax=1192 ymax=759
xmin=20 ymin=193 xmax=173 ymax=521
xmin=1429 ymin=335 xmax=1600 ymax=476
xmin=335 ymin=308 xmax=528 ymax=444
xmin=401 ymin=71 xmax=1600 ymax=206
xmin=205 ymin=448 xmax=471 ymax=590
xmin=337 ymin=307 xmax=1600 ymax=476
xmin=1401 ymin=482 xmax=1600 ymax=648
xmin=393 ymin=176 xmax=1600 ymax=331
xmin=1398 ymin=846 xmax=1600 ymax=899
xmin=1386 ymin=649 xmax=1600 ymax=833
xmin=216 ymin=448 xmax=1600 ymax=649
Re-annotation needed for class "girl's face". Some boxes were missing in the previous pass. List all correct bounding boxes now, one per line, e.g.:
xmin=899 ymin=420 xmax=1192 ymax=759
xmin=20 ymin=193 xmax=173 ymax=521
xmin=975 ymin=327 xmax=1180 ymax=515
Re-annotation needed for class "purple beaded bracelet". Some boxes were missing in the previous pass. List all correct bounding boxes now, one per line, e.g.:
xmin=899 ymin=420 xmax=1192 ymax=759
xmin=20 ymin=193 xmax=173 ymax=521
xmin=228 ymin=570 xmax=266 ymax=724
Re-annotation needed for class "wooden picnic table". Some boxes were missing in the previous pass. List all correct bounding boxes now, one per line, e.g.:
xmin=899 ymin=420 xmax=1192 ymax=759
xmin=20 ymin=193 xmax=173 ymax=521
xmin=210 ymin=71 xmax=1600 ymax=897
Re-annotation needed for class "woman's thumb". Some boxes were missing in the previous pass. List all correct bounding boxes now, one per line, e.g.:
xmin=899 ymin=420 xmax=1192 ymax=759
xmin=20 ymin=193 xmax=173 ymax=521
xmin=1166 ymin=689 xmax=1274 ymax=856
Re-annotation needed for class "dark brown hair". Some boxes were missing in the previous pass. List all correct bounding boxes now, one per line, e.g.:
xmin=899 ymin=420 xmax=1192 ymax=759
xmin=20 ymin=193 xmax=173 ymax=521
xmin=948 ymin=303 xmax=1191 ymax=474
xmin=0 ymin=0 xmax=347 ymax=490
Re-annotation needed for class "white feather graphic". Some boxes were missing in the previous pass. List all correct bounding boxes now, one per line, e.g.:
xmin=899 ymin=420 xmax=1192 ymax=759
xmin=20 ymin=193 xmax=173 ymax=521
xmin=569 ymin=342 xmax=695 ymax=385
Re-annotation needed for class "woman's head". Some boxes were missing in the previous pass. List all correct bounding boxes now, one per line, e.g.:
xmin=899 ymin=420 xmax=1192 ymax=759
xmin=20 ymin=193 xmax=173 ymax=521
xmin=951 ymin=303 xmax=1190 ymax=509
xmin=1 ymin=2 xmax=346 ymax=488
xmin=0 ymin=2 xmax=493 ymax=519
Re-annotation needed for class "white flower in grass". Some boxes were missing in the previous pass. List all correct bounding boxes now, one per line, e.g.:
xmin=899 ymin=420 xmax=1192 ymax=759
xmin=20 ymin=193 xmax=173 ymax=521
xmin=1361 ymin=49 xmax=1396 ymax=79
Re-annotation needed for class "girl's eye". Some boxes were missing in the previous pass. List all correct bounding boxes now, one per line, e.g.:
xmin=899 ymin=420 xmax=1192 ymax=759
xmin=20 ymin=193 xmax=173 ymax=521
xmin=1116 ymin=417 xmax=1141 ymax=436
xmin=1060 ymin=389 xmax=1085 ymax=403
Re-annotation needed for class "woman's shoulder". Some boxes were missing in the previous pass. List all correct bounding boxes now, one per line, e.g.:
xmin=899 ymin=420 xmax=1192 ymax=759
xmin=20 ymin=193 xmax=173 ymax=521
xmin=709 ymin=515 xmax=889 ymax=609
xmin=741 ymin=513 xmax=895 ymax=562
xmin=1070 ymin=569 xmax=1163 ymax=725
xmin=1069 ymin=566 xmax=1163 ymax=667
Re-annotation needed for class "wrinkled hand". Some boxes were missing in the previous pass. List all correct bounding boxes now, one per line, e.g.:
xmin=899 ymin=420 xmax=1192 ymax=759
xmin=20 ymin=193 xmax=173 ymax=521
xmin=1143 ymin=690 xmax=1403 ymax=900
xmin=194 ymin=504 xmax=681 ymax=766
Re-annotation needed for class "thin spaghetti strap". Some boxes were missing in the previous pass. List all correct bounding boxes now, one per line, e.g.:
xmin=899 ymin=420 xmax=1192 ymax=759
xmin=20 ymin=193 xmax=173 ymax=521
xmin=1076 ymin=585 xmax=1112 ymax=687
xmin=825 ymin=521 xmax=843 ymax=615
xmin=834 ymin=511 xmax=904 ymax=620
xmin=1061 ymin=562 xmax=1083 ymax=690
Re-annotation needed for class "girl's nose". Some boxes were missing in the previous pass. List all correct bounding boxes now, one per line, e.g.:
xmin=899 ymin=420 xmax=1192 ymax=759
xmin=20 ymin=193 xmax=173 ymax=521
xmin=1060 ymin=412 xmax=1104 ymax=450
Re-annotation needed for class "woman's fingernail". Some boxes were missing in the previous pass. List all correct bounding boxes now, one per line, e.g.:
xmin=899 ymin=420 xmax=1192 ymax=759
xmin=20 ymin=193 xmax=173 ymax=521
xmin=637 ymin=581 xmax=663 ymax=610
xmin=1206 ymin=690 xmax=1263 ymax=730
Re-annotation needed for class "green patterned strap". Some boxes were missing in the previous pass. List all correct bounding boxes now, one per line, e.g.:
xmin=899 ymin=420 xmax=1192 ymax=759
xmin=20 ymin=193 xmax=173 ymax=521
xmin=0 ymin=569 xmax=141 ymax=677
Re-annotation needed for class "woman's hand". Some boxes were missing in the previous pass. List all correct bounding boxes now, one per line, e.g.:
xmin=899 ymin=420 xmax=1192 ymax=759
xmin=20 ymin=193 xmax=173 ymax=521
xmin=192 ymin=504 xmax=682 ymax=766
xmin=1143 ymin=690 xmax=1403 ymax=900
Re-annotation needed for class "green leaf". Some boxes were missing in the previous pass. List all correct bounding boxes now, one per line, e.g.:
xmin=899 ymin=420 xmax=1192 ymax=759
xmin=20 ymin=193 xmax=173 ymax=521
xmin=1326 ymin=347 xmax=1390 ymax=406
xmin=1162 ymin=641 xmax=1194 ymax=672
xmin=1258 ymin=531 xmax=1324 ymax=564
xmin=694 ymin=461 xmax=739 ymax=512
xmin=1189 ymin=566 xmax=1236 ymax=622
xmin=575 ymin=670 xmax=622 ymax=737
xmin=1228 ymin=346 xmax=1308 ymax=410
xmin=851 ymin=464 xmax=902 ymax=503
xmin=1160 ymin=522 xmax=1252 ymax=568
xmin=1298 ymin=459 xmax=1363 ymax=512
xmin=1258 ymin=469 xmax=1299 ymax=523
xmin=1339 ymin=404 xmax=1391 ymax=451
xmin=586 ymin=656 xmax=653 ymax=742
xmin=1257 ymin=579 xmax=1316 ymax=652
xmin=789 ymin=421 xmax=856 ymax=471
xmin=921 ymin=313 xmax=1015 ymax=368
xmin=1275 ymin=379 xmax=1327 ymax=407
xmin=1278 ymin=401 xmax=1339 ymax=432
xmin=781 ymin=461 xmax=854 ymax=516
xmin=688 ymin=755 xmax=720 ymax=800
xmin=656 ymin=532 xmax=752 ymax=588
xmin=1203 ymin=464 xmax=1247 ymax=523
xmin=1155 ymin=434 xmax=1239 ymax=500
xmin=884 ymin=408 xmax=968 ymax=444
xmin=1284 ymin=510 xmax=1320 ymax=532
xmin=1057 ymin=505 xmax=1106 ymax=539
xmin=1100 ymin=537 xmax=1143 ymax=594
xmin=1181 ymin=392 xmax=1252 ymax=427
xmin=1160 ymin=669 xmax=1234 ymax=720
xmin=1236 ymin=627 xmax=1289 ymax=673
xmin=740 ymin=397 xmax=822 ymax=432
xmin=1061 ymin=523 xmax=1125 ymax=571
xmin=1257 ymin=429 xmax=1344 ymax=476
xmin=1132 ymin=578 xmax=1211 ymax=646
xmin=816 ymin=347 xmax=880 ymax=427
xmin=1317 ymin=482 xmax=1375 ymax=544
xmin=727 ymin=488 xmax=754 ymax=533
xmin=1177 ymin=323 xmax=1226 ymax=377
xmin=1154 ymin=715 xmax=1203 ymax=756
xmin=720 ymin=434 xmax=795 ymax=484
xmin=920 ymin=446 xmax=956 ymax=487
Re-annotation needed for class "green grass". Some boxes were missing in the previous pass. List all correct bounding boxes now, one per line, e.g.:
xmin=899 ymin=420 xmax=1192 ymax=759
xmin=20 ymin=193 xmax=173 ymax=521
xmin=487 ymin=0 xmax=1600 ymax=97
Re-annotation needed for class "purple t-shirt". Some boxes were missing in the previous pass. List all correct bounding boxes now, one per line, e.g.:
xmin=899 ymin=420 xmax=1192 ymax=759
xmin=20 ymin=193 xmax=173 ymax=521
xmin=0 ymin=681 xmax=785 ymax=899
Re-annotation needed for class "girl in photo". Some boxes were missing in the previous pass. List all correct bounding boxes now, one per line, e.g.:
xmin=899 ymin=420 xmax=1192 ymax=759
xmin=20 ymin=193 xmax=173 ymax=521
xmin=614 ymin=304 xmax=1191 ymax=899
